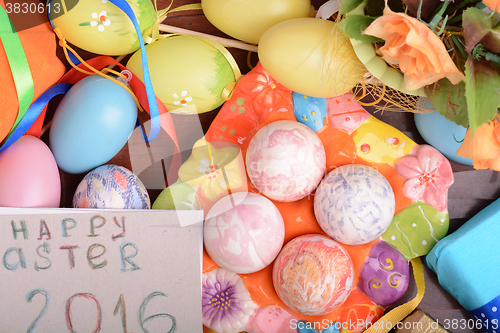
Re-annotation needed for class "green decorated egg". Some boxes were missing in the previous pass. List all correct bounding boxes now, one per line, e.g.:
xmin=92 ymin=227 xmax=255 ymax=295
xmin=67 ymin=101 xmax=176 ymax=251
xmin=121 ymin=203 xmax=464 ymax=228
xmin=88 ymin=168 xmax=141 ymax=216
xmin=50 ymin=0 xmax=156 ymax=55
xmin=126 ymin=35 xmax=238 ymax=114
xmin=152 ymin=182 xmax=199 ymax=210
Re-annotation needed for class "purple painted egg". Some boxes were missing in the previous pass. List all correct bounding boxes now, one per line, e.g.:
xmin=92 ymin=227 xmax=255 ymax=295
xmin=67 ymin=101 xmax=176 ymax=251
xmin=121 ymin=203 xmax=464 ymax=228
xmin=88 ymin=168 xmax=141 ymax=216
xmin=245 ymin=120 xmax=326 ymax=202
xmin=359 ymin=241 xmax=410 ymax=306
xmin=72 ymin=164 xmax=150 ymax=209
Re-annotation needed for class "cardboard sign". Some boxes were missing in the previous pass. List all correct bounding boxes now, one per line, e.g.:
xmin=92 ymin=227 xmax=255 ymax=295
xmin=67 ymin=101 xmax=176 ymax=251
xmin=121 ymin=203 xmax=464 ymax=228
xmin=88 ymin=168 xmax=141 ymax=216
xmin=0 ymin=208 xmax=204 ymax=332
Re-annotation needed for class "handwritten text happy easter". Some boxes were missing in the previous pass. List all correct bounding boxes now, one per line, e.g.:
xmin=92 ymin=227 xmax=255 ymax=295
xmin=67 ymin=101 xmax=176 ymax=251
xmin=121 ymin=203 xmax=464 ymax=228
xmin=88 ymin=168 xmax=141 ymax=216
xmin=3 ymin=215 xmax=140 ymax=272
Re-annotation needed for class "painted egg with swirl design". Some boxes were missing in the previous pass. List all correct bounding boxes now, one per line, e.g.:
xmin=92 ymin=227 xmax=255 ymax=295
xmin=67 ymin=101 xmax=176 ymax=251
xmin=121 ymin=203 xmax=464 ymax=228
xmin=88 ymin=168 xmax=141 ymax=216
xmin=359 ymin=241 xmax=409 ymax=306
xmin=272 ymin=234 xmax=354 ymax=316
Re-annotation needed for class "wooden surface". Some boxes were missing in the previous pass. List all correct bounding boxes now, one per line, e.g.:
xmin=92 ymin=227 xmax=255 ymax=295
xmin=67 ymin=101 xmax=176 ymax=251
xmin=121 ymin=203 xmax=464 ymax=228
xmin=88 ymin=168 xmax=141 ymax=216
xmin=40 ymin=0 xmax=500 ymax=332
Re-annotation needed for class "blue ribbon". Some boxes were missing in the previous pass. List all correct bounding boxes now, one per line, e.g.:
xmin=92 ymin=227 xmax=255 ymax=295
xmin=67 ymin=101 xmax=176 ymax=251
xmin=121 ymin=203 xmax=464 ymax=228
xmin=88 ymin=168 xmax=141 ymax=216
xmin=46 ymin=0 xmax=161 ymax=142
xmin=107 ymin=0 xmax=160 ymax=142
xmin=0 ymin=83 xmax=73 ymax=152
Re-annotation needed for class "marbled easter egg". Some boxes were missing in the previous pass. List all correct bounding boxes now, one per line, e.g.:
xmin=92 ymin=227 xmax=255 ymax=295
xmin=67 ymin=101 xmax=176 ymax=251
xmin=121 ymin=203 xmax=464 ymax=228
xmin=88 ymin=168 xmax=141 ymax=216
xmin=359 ymin=241 xmax=409 ymax=306
xmin=246 ymin=120 xmax=326 ymax=202
xmin=314 ymin=164 xmax=395 ymax=245
xmin=204 ymin=192 xmax=285 ymax=274
xmin=272 ymin=234 xmax=354 ymax=316
xmin=72 ymin=164 xmax=150 ymax=209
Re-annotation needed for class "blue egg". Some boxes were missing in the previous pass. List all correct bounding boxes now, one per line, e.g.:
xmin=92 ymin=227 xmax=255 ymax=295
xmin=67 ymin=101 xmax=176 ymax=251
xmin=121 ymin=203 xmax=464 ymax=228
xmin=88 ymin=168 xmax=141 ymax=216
xmin=49 ymin=75 xmax=138 ymax=174
xmin=414 ymin=112 xmax=473 ymax=165
xmin=292 ymin=92 xmax=327 ymax=132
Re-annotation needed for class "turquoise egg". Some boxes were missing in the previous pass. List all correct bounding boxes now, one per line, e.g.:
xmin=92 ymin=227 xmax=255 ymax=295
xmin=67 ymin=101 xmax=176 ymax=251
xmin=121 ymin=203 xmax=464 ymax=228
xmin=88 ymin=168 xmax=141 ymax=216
xmin=292 ymin=92 xmax=327 ymax=132
xmin=49 ymin=75 xmax=138 ymax=174
xmin=414 ymin=112 xmax=472 ymax=165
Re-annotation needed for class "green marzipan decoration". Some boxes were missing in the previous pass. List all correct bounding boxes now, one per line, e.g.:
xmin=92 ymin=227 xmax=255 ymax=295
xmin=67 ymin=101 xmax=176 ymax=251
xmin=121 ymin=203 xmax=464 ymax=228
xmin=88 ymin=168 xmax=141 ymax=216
xmin=338 ymin=15 xmax=384 ymax=43
xmin=425 ymin=79 xmax=469 ymax=128
xmin=79 ymin=22 xmax=91 ymax=26
xmin=381 ymin=202 xmax=449 ymax=260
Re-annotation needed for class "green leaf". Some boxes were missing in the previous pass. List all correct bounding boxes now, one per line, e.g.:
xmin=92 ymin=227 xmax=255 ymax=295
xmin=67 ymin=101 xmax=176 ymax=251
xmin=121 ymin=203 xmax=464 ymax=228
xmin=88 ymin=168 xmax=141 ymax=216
xmin=425 ymin=80 xmax=469 ymax=127
xmin=465 ymin=60 xmax=500 ymax=134
xmin=339 ymin=0 xmax=365 ymax=15
xmin=338 ymin=15 xmax=384 ymax=43
xmin=463 ymin=7 xmax=493 ymax=51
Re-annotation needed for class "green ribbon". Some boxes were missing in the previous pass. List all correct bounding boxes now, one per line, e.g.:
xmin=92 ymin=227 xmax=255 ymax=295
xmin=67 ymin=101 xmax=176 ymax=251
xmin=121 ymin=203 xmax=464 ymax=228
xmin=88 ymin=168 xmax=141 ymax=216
xmin=0 ymin=6 xmax=34 ymax=139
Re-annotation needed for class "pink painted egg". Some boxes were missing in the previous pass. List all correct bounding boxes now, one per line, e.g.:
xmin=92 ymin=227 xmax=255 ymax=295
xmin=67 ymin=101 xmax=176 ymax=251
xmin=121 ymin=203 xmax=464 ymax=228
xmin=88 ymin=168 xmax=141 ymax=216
xmin=247 ymin=305 xmax=298 ymax=333
xmin=204 ymin=192 xmax=285 ymax=274
xmin=272 ymin=234 xmax=354 ymax=316
xmin=245 ymin=120 xmax=326 ymax=202
xmin=0 ymin=135 xmax=61 ymax=207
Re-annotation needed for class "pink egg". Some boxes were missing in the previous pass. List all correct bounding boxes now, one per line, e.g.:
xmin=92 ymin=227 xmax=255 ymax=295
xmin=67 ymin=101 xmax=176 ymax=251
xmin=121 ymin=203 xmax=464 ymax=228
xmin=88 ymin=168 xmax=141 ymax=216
xmin=246 ymin=120 xmax=326 ymax=202
xmin=204 ymin=192 xmax=285 ymax=274
xmin=0 ymin=135 xmax=61 ymax=207
xmin=248 ymin=305 xmax=298 ymax=333
xmin=272 ymin=234 xmax=354 ymax=316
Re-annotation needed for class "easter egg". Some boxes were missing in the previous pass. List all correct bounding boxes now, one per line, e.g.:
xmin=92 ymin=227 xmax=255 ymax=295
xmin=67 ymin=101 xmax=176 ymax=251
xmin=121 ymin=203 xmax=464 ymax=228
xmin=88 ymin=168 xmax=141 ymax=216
xmin=152 ymin=182 xmax=199 ymax=210
xmin=204 ymin=192 xmax=285 ymax=274
xmin=258 ymin=18 xmax=366 ymax=98
xmin=0 ymin=135 xmax=61 ymax=208
xmin=127 ymin=36 xmax=237 ymax=114
xmin=201 ymin=0 xmax=311 ymax=45
xmin=272 ymin=234 xmax=354 ymax=316
xmin=359 ymin=241 xmax=409 ymax=306
xmin=49 ymin=75 xmax=138 ymax=174
xmin=72 ymin=165 xmax=150 ymax=209
xmin=292 ymin=92 xmax=327 ymax=132
xmin=49 ymin=0 xmax=155 ymax=55
xmin=314 ymin=164 xmax=395 ymax=245
xmin=414 ymin=111 xmax=473 ymax=165
xmin=247 ymin=306 xmax=298 ymax=333
xmin=245 ymin=120 xmax=326 ymax=202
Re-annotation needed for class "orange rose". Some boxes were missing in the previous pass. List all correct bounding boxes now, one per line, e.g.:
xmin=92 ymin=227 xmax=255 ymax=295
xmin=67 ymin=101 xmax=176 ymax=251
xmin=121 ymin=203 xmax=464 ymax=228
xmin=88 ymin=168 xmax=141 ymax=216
xmin=483 ymin=0 xmax=500 ymax=13
xmin=457 ymin=118 xmax=500 ymax=170
xmin=363 ymin=6 xmax=464 ymax=91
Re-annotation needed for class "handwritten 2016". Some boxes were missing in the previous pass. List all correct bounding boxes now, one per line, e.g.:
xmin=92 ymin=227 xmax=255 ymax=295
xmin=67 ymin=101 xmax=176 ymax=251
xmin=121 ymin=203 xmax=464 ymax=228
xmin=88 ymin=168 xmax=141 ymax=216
xmin=4 ymin=215 xmax=140 ymax=272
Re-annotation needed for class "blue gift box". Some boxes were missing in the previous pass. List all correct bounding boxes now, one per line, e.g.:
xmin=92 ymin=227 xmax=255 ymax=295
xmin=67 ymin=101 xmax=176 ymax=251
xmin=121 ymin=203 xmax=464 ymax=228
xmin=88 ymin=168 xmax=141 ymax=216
xmin=427 ymin=198 xmax=500 ymax=333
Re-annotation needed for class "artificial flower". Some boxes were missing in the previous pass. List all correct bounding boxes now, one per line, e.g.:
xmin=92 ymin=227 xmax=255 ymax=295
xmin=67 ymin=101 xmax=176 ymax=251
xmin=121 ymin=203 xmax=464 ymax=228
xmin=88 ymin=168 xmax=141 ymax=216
xmin=394 ymin=145 xmax=454 ymax=211
xmin=363 ymin=5 xmax=464 ymax=91
xmin=202 ymin=268 xmax=258 ymax=333
xmin=178 ymin=138 xmax=247 ymax=201
xmin=483 ymin=0 xmax=500 ymax=13
xmin=457 ymin=117 xmax=500 ymax=170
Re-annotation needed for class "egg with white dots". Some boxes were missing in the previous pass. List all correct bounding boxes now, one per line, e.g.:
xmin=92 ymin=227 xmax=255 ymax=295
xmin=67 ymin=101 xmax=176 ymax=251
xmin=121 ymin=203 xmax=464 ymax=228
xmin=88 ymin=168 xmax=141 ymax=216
xmin=314 ymin=164 xmax=396 ymax=245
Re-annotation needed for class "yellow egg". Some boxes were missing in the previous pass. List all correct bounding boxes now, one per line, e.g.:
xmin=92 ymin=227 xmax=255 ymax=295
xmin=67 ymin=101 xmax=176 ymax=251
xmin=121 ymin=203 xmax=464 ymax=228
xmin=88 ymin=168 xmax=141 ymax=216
xmin=201 ymin=0 xmax=311 ymax=45
xmin=50 ymin=0 xmax=156 ymax=55
xmin=258 ymin=18 xmax=366 ymax=98
xmin=126 ymin=36 xmax=238 ymax=114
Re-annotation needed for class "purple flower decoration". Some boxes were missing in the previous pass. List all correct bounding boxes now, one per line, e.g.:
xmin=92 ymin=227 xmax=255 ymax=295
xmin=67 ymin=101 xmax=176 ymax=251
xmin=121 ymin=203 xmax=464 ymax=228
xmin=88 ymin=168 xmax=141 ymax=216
xmin=202 ymin=268 xmax=258 ymax=333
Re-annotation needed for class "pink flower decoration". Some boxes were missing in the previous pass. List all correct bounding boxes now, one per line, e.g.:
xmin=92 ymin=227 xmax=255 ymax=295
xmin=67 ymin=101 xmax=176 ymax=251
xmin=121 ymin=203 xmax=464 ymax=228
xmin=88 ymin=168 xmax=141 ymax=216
xmin=394 ymin=145 xmax=453 ymax=211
